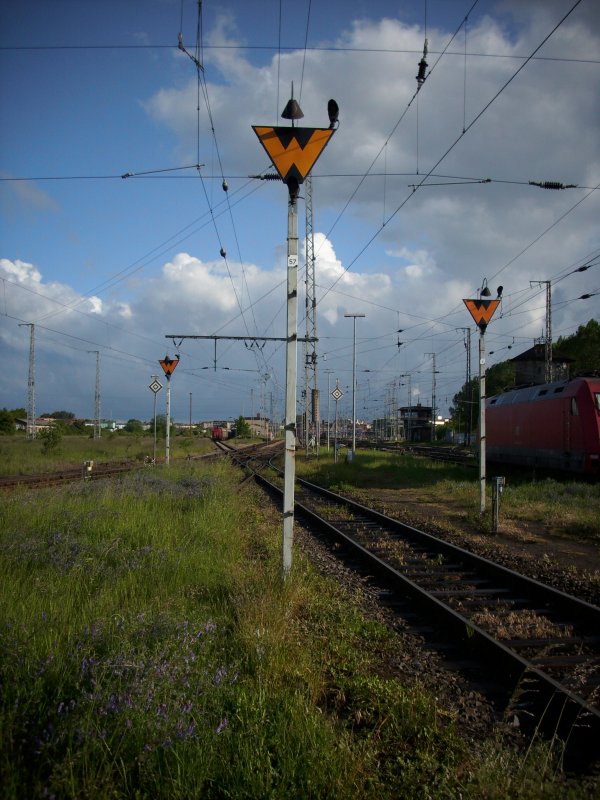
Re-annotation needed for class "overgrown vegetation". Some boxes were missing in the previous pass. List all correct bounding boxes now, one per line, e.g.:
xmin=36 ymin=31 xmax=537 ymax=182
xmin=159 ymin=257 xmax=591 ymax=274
xmin=0 ymin=434 xmax=215 ymax=476
xmin=295 ymin=448 xmax=600 ymax=542
xmin=1 ymin=458 xmax=597 ymax=797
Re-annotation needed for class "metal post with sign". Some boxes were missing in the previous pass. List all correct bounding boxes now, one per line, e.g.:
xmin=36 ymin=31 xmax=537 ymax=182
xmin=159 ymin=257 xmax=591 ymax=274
xmin=149 ymin=376 xmax=162 ymax=464
xmin=159 ymin=356 xmax=179 ymax=466
xmin=253 ymin=96 xmax=336 ymax=575
xmin=331 ymin=381 xmax=343 ymax=464
xmin=463 ymin=284 xmax=501 ymax=514
xmin=344 ymin=313 xmax=365 ymax=460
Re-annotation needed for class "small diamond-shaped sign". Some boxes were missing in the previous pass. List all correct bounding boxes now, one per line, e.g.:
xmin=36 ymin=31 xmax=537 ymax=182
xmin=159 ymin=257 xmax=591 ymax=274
xmin=331 ymin=387 xmax=343 ymax=401
xmin=149 ymin=379 xmax=163 ymax=394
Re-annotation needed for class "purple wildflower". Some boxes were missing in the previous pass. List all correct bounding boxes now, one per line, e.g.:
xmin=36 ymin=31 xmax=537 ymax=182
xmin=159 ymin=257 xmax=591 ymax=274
xmin=216 ymin=718 xmax=229 ymax=734
xmin=213 ymin=666 xmax=227 ymax=685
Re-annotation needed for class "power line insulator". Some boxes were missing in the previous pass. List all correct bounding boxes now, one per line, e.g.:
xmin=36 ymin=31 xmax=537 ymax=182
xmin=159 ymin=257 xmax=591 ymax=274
xmin=222 ymin=179 xmax=228 ymax=192
xmin=220 ymin=248 xmax=226 ymax=258
xmin=529 ymin=180 xmax=577 ymax=190
xmin=416 ymin=38 xmax=428 ymax=89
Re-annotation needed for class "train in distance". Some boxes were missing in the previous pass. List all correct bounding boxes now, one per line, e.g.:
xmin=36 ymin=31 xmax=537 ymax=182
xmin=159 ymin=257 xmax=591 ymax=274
xmin=212 ymin=426 xmax=228 ymax=441
xmin=486 ymin=376 xmax=600 ymax=476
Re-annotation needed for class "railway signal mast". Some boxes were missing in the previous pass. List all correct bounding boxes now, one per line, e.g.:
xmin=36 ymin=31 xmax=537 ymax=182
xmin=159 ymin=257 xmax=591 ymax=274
xmin=304 ymin=175 xmax=320 ymax=455
xmin=252 ymin=91 xmax=337 ymax=575
xmin=159 ymin=355 xmax=179 ymax=466
xmin=463 ymin=280 xmax=502 ymax=514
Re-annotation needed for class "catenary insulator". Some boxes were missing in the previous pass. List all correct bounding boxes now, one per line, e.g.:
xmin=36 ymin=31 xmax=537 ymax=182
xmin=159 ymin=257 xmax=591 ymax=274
xmin=416 ymin=38 xmax=429 ymax=88
xmin=529 ymin=180 xmax=576 ymax=190
xmin=416 ymin=58 xmax=428 ymax=87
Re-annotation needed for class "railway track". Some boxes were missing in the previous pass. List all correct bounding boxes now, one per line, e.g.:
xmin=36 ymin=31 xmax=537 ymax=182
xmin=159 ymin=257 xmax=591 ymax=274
xmin=0 ymin=460 xmax=149 ymax=489
xmin=223 ymin=448 xmax=600 ymax=771
xmin=380 ymin=443 xmax=477 ymax=466
xmin=0 ymin=446 xmax=226 ymax=491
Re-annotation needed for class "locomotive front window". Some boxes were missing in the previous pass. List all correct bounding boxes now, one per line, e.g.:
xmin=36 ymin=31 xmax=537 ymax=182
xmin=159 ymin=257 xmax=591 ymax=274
xmin=571 ymin=398 xmax=579 ymax=416
xmin=595 ymin=392 xmax=600 ymax=414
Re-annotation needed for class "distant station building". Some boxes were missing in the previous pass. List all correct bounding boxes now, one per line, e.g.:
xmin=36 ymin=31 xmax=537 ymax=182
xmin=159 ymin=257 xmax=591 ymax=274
xmin=245 ymin=416 xmax=271 ymax=438
xmin=398 ymin=403 xmax=433 ymax=443
xmin=14 ymin=416 xmax=54 ymax=434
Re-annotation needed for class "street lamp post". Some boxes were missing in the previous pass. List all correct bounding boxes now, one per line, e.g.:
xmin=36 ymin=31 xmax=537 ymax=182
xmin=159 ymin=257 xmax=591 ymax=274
xmin=344 ymin=313 xmax=365 ymax=460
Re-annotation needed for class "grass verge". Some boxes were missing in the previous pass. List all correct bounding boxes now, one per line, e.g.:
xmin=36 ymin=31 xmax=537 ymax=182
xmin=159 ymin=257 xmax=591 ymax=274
xmin=0 ymin=460 xmax=597 ymax=798
xmin=0 ymin=433 xmax=214 ymax=476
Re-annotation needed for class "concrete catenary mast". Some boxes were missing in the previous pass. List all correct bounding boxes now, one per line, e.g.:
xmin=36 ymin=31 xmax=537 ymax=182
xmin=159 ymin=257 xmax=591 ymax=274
xmin=304 ymin=175 xmax=320 ymax=451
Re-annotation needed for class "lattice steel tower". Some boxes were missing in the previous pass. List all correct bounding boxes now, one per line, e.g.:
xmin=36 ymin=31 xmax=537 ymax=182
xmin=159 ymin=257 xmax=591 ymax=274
xmin=456 ymin=327 xmax=472 ymax=446
xmin=19 ymin=323 xmax=36 ymax=439
xmin=531 ymin=280 xmax=552 ymax=382
xmin=426 ymin=352 xmax=437 ymax=442
xmin=303 ymin=175 xmax=320 ymax=447
xmin=89 ymin=350 xmax=101 ymax=439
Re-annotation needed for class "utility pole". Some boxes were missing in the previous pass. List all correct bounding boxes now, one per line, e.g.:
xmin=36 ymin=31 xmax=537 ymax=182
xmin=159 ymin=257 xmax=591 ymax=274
xmin=88 ymin=351 xmax=101 ymax=439
xmin=530 ymin=280 xmax=552 ymax=382
xmin=344 ymin=313 xmax=365 ymax=460
xmin=400 ymin=373 xmax=412 ymax=442
xmin=456 ymin=328 xmax=472 ymax=446
xmin=19 ymin=323 xmax=36 ymax=439
xmin=425 ymin=353 xmax=437 ymax=442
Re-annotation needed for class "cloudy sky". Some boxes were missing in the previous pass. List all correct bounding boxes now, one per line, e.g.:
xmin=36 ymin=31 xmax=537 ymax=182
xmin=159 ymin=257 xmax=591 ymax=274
xmin=1 ymin=0 xmax=598 ymax=425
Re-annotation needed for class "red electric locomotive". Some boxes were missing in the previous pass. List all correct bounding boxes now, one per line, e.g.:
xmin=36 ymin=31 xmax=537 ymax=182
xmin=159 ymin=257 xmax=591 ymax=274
xmin=212 ymin=426 xmax=224 ymax=441
xmin=486 ymin=377 xmax=600 ymax=475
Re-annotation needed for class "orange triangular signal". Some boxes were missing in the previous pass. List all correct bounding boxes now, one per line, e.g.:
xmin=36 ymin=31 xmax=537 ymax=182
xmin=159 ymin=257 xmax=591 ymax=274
xmin=159 ymin=357 xmax=179 ymax=376
xmin=463 ymin=299 xmax=500 ymax=331
xmin=252 ymin=126 xmax=334 ymax=185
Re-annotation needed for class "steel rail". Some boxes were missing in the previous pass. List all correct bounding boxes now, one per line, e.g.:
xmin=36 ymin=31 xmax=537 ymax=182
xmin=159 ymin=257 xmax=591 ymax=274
xmin=244 ymin=460 xmax=600 ymax=772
